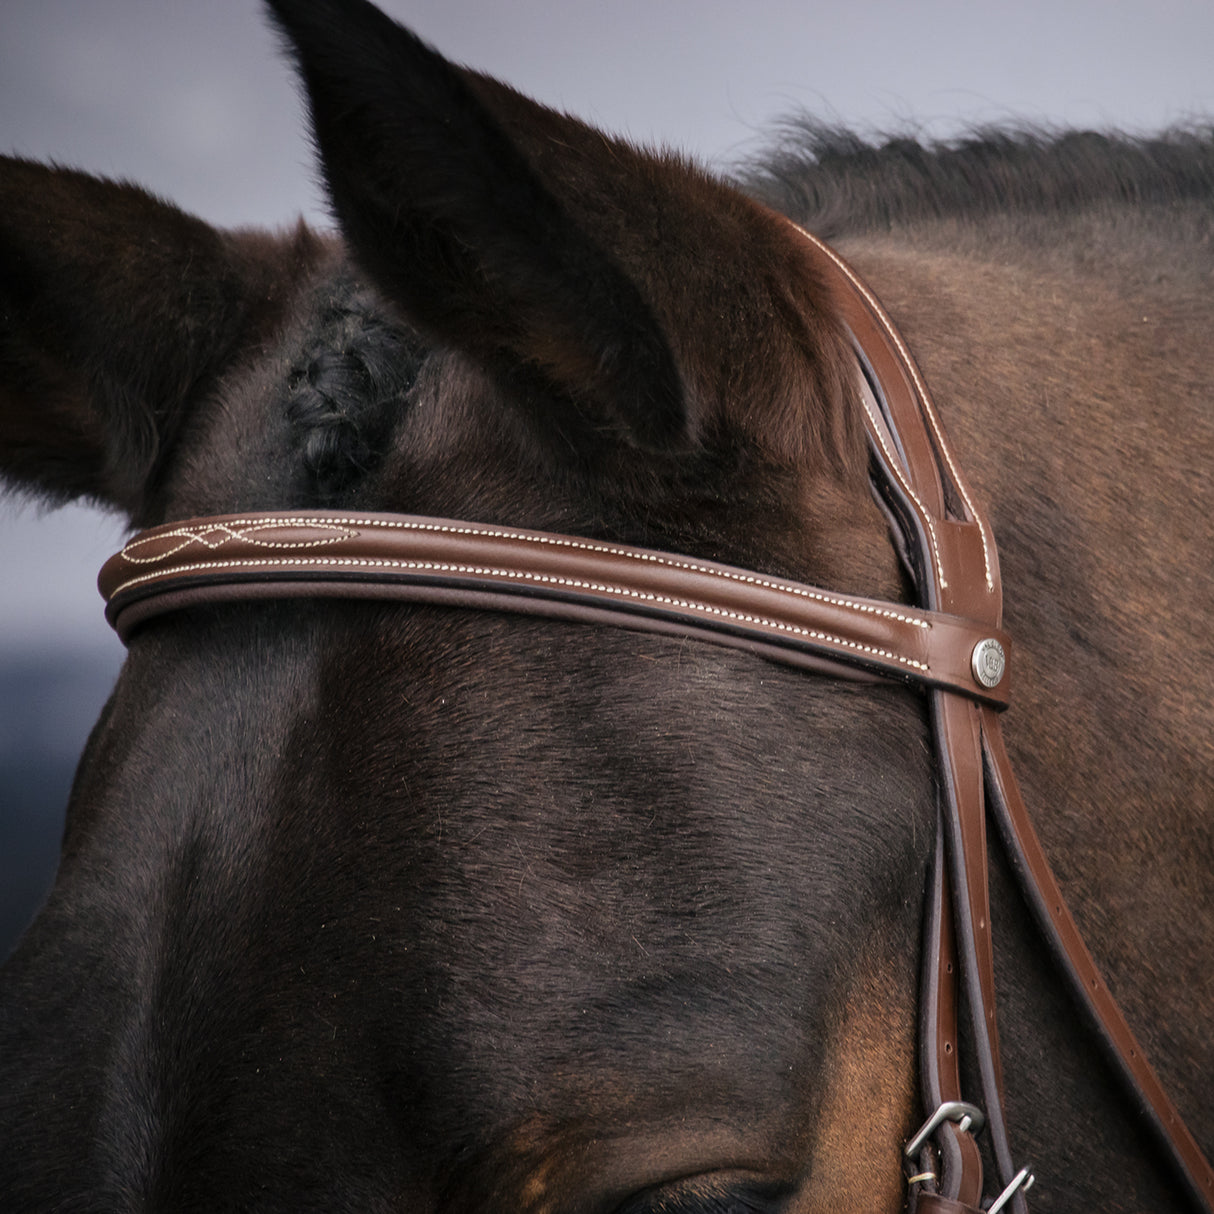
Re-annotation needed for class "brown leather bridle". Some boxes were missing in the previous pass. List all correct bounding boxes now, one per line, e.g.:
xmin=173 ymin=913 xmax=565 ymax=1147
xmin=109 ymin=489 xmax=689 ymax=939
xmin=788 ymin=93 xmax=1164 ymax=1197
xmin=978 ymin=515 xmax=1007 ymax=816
xmin=98 ymin=226 xmax=1214 ymax=1213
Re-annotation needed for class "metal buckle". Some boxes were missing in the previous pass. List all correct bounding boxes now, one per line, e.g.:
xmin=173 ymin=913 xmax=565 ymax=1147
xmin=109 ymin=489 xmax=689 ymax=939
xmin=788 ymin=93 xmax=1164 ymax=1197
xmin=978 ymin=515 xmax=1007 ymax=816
xmin=986 ymin=1164 xmax=1035 ymax=1213
xmin=904 ymin=1100 xmax=987 ymax=1160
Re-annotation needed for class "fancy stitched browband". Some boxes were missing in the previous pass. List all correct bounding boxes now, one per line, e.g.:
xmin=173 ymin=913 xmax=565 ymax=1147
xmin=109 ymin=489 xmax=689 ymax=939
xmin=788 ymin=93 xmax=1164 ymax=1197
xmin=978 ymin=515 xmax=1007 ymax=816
xmin=100 ymin=511 xmax=1014 ymax=706
xmin=97 ymin=224 xmax=1214 ymax=1214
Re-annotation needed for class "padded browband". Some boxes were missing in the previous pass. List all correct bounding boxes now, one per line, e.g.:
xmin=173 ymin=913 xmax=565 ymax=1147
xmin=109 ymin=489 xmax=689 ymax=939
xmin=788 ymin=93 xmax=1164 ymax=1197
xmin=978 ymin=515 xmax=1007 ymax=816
xmin=98 ymin=511 xmax=1013 ymax=708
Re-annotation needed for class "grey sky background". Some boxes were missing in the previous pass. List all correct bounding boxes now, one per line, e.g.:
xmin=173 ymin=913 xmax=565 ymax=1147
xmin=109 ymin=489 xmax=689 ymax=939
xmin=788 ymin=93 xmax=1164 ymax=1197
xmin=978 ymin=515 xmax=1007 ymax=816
xmin=4 ymin=0 xmax=1214 ymax=663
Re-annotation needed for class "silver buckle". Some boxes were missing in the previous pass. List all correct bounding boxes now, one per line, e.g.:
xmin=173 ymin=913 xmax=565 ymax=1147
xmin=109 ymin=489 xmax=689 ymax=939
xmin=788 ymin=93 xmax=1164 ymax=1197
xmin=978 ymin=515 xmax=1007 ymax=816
xmin=986 ymin=1164 xmax=1035 ymax=1213
xmin=904 ymin=1100 xmax=987 ymax=1160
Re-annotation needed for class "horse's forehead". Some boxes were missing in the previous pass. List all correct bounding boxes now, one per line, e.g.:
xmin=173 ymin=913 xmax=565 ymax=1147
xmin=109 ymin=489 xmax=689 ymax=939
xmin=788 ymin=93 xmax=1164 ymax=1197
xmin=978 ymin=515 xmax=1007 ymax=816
xmin=261 ymin=614 xmax=936 ymax=1190
xmin=63 ymin=606 xmax=934 ymax=1200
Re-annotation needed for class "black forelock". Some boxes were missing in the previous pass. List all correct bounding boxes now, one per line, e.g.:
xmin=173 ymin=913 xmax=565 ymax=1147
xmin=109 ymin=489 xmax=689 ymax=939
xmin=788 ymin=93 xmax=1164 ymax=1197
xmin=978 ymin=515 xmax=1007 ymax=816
xmin=284 ymin=280 xmax=426 ymax=503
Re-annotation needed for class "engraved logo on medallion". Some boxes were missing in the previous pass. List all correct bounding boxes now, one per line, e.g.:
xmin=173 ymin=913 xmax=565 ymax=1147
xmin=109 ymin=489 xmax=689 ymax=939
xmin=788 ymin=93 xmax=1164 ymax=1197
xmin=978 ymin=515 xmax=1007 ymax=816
xmin=971 ymin=638 xmax=1006 ymax=689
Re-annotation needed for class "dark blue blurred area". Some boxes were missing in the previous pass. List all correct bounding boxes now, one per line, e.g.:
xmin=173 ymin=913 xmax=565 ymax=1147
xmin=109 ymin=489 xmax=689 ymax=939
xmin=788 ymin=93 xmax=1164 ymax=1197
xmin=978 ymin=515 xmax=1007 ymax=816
xmin=0 ymin=650 xmax=122 ymax=961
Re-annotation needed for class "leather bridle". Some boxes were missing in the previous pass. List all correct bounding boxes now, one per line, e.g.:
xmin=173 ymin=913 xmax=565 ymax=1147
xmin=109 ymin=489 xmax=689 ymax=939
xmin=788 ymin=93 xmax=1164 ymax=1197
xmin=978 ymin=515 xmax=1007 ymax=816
xmin=98 ymin=226 xmax=1214 ymax=1213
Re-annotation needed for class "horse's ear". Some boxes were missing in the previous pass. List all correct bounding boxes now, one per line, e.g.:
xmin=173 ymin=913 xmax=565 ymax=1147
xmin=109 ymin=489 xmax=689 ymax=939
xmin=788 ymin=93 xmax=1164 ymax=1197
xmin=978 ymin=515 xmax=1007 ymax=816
xmin=0 ymin=156 xmax=296 ymax=521
xmin=266 ymin=0 xmax=688 ymax=453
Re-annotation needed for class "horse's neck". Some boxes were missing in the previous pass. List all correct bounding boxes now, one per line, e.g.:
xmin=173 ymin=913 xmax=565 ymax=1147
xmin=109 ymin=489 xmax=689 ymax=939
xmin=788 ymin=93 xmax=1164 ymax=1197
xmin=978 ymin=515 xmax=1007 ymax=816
xmin=837 ymin=227 xmax=1214 ymax=1204
xmin=840 ymin=225 xmax=1212 ymax=808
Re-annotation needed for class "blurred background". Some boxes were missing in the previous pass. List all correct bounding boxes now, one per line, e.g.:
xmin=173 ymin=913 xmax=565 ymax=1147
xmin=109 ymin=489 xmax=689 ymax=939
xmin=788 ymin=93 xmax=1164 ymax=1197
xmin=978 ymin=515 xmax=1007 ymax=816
xmin=3 ymin=0 xmax=1214 ymax=959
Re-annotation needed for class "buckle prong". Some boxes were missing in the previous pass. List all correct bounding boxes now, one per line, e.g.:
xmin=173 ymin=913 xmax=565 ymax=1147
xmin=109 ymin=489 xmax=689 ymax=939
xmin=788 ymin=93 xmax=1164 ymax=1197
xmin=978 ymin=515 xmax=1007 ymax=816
xmin=904 ymin=1100 xmax=987 ymax=1160
xmin=986 ymin=1164 xmax=1035 ymax=1213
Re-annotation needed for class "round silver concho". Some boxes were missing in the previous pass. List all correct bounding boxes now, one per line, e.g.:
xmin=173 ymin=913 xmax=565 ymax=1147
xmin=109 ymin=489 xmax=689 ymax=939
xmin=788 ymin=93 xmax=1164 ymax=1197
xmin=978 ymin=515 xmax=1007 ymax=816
xmin=971 ymin=638 xmax=1007 ymax=689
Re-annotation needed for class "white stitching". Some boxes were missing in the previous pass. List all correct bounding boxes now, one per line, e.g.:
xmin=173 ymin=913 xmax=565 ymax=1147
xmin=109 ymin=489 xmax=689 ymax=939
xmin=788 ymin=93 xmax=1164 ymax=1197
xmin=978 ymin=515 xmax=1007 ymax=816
xmin=121 ymin=521 xmax=358 ymax=563
xmin=793 ymin=225 xmax=995 ymax=593
xmin=120 ymin=515 xmax=930 ymax=630
xmin=109 ymin=555 xmax=930 ymax=674
xmin=855 ymin=387 xmax=950 ymax=590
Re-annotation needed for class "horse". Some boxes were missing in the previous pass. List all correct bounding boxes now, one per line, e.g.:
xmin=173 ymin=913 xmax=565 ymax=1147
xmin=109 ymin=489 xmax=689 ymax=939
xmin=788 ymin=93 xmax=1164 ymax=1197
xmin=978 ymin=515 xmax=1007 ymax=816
xmin=1 ymin=0 xmax=1210 ymax=1209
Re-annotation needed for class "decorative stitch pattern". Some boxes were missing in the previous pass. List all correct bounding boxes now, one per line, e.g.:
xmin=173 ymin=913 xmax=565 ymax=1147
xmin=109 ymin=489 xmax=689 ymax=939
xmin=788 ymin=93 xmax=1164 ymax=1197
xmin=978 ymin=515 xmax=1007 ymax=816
xmin=121 ymin=521 xmax=359 ymax=564
xmin=119 ymin=515 xmax=930 ymax=631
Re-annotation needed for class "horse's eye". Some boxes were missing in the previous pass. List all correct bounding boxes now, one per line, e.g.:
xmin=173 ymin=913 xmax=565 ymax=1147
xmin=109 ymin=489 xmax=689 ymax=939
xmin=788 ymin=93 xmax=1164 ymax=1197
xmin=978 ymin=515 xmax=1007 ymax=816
xmin=613 ymin=1172 xmax=791 ymax=1214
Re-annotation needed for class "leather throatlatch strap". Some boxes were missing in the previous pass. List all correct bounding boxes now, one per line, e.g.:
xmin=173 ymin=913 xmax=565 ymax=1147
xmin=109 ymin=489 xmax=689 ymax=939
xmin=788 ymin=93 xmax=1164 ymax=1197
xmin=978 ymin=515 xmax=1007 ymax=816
xmin=96 ymin=228 xmax=1213 ymax=1213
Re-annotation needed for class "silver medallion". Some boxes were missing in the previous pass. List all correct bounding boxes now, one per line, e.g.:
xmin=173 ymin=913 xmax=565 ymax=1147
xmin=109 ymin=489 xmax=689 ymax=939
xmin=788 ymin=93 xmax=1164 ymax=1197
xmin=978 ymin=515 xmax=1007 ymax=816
xmin=971 ymin=638 xmax=1006 ymax=689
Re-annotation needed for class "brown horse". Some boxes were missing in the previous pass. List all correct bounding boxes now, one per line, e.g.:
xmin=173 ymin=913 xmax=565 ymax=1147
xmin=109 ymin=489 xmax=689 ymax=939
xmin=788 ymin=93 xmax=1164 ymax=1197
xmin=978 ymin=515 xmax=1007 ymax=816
xmin=1 ymin=0 xmax=1210 ymax=1210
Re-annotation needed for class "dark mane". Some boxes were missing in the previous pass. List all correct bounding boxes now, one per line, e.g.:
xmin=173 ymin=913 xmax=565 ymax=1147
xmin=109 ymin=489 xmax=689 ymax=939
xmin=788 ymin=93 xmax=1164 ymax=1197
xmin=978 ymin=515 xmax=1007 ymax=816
xmin=737 ymin=122 xmax=1214 ymax=238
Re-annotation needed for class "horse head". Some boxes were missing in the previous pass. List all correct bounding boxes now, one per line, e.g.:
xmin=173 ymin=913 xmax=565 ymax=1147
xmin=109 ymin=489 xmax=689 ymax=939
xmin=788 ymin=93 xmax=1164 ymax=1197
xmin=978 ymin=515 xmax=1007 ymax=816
xmin=9 ymin=2 xmax=1210 ymax=1212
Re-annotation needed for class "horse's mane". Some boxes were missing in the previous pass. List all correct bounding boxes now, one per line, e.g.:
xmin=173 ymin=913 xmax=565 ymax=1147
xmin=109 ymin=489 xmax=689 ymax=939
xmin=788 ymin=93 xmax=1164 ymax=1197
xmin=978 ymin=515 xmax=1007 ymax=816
xmin=737 ymin=122 xmax=1214 ymax=238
